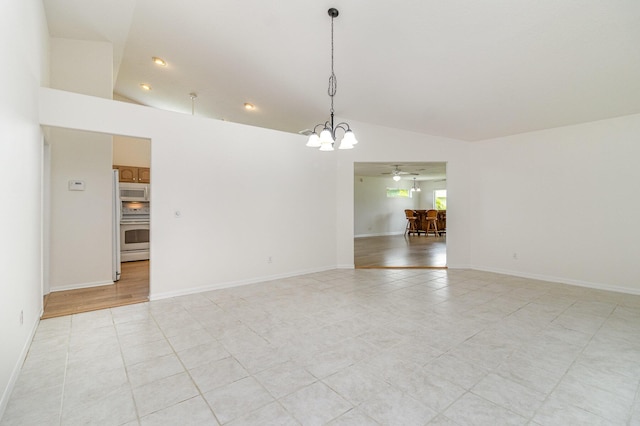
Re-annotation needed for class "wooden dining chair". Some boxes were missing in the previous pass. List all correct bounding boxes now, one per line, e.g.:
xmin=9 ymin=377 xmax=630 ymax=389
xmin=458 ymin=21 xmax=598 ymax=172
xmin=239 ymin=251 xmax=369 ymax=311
xmin=404 ymin=209 xmax=418 ymax=235
xmin=425 ymin=209 xmax=439 ymax=236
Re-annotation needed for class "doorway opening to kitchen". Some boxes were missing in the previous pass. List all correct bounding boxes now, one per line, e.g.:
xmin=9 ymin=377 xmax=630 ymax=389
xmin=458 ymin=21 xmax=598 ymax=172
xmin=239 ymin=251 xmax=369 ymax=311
xmin=42 ymin=128 xmax=150 ymax=318
xmin=354 ymin=162 xmax=447 ymax=268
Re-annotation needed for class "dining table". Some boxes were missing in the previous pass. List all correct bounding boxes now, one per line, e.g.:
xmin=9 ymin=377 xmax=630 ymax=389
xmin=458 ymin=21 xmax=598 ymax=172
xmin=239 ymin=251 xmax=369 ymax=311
xmin=413 ymin=210 xmax=446 ymax=235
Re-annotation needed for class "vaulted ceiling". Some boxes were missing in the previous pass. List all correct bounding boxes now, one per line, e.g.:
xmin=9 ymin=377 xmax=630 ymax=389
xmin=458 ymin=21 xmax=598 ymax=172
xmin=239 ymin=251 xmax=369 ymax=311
xmin=43 ymin=0 xmax=640 ymax=141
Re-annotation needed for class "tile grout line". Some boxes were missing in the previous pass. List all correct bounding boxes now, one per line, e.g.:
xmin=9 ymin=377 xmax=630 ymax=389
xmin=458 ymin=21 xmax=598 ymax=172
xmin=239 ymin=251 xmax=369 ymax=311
xmin=57 ymin=319 xmax=72 ymax=426
xmin=150 ymin=299 xmax=225 ymax=425
xmin=526 ymin=300 xmax=620 ymax=424
xmin=112 ymin=306 xmax=144 ymax=425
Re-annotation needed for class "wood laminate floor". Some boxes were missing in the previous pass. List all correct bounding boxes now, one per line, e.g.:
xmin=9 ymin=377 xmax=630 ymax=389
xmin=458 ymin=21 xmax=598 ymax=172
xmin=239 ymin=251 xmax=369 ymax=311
xmin=42 ymin=260 xmax=149 ymax=319
xmin=354 ymin=234 xmax=446 ymax=268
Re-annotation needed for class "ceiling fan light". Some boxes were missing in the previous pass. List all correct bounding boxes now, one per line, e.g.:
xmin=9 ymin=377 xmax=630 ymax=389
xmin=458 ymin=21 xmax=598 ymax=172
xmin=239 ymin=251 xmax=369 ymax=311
xmin=393 ymin=175 xmax=401 ymax=182
xmin=306 ymin=133 xmax=321 ymax=147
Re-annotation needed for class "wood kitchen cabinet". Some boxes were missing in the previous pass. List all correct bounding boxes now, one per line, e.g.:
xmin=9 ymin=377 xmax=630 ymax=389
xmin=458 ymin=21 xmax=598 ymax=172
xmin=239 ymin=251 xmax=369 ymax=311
xmin=137 ymin=167 xmax=150 ymax=183
xmin=114 ymin=165 xmax=150 ymax=183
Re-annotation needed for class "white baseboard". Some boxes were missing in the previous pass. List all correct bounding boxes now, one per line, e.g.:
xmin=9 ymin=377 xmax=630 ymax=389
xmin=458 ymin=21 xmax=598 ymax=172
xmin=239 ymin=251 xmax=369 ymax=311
xmin=336 ymin=264 xmax=355 ymax=269
xmin=150 ymin=262 xmax=640 ymax=308
xmin=150 ymin=265 xmax=338 ymax=301
xmin=0 ymin=311 xmax=40 ymax=420
xmin=355 ymin=231 xmax=404 ymax=238
xmin=50 ymin=280 xmax=114 ymax=292
xmin=470 ymin=265 xmax=640 ymax=296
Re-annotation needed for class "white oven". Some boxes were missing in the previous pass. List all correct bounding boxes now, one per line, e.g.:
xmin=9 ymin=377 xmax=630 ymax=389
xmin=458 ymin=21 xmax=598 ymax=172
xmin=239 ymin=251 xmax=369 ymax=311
xmin=120 ymin=199 xmax=150 ymax=262
xmin=120 ymin=221 xmax=150 ymax=262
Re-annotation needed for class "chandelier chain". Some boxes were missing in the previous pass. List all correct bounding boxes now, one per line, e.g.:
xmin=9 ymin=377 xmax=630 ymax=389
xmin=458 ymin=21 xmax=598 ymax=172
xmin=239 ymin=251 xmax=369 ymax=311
xmin=305 ymin=7 xmax=357 ymax=151
xmin=328 ymin=13 xmax=337 ymax=115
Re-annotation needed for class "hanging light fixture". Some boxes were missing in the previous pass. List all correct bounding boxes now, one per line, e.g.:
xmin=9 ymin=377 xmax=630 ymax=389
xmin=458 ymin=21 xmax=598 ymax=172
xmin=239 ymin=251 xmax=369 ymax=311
xmin=189 ymin=92 xmax=197 ymax=115
xmin=410 ymin=177 xmax=422 ymax=192
xmin=306 ymin=8 xmax=358 ymax=151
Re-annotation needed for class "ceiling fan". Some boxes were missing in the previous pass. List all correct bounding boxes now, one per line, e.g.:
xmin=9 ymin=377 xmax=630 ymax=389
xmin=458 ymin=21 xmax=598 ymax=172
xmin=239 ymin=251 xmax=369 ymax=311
xmin=381 ymin=165 xmax=419 ymax=179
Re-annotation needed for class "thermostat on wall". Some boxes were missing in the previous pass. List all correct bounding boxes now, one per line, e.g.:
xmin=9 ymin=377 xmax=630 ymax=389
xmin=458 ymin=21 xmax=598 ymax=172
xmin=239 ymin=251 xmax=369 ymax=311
xmin=68 ymin=180 xmax=85 ymax=191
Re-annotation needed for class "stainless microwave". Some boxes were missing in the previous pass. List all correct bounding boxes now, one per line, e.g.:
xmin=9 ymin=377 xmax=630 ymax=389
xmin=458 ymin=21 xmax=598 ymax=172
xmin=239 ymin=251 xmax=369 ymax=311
xmin=119 ymin=183 xmax=149 ymax=201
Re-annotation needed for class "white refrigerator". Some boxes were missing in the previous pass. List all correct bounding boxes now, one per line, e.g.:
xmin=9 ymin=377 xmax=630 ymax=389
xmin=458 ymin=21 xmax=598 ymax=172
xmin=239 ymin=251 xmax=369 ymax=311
xmin=112 ymin=169 xmax=121 ymax=281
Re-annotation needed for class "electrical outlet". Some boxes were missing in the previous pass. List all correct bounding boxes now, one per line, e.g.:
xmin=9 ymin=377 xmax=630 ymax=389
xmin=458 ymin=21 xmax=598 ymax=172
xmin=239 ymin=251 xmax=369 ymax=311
xmin=512 ymin=252 xmax=518 ymax=260
xmin=267 ymin=256 xmax=273 ymax=264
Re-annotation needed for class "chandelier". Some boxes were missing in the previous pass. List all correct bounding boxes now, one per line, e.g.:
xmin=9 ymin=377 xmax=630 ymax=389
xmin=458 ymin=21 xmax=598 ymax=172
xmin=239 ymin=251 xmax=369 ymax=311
xmin=410 ymin=177 xmax=421 ymax=192
xmin=306 ymin=8 xmax=358 ymax=151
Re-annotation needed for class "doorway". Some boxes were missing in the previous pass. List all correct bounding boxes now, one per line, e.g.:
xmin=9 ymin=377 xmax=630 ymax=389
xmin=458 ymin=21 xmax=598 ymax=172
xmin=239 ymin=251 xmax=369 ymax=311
xmin=353 ymin=162 xmax=447 ymax=268
xmin=42 ymin=128 xmax=150 ymax=318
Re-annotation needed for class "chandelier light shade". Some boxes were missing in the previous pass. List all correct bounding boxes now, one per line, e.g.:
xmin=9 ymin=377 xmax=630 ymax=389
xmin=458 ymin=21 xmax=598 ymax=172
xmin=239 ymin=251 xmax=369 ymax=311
xmin=410 ymin=177 xmax=422 ymax=192
xmin=306 ymin=8 xmax=358 ymax=151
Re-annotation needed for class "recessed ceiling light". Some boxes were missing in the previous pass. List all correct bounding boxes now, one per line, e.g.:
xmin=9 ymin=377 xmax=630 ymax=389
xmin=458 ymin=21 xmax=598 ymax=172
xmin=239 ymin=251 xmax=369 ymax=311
xmin=152 ymin=57 xmax=167 ymax=66
xmin=244 ymin=103 xmax=255 ymax=111
xmin=139 ymin=83 xmax=152 ymax=91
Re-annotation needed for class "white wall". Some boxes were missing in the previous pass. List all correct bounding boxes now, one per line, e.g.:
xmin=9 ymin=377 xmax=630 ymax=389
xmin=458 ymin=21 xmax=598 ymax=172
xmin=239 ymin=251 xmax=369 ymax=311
xmin=49 ymin=128 xmax=113 ymax=290
xmin=416 ymin=180 xmax=448 ymax=210
xmin=335 ymin=119 xmax=473 ymax=268
xmin=50 ymin=38 xmax=113 ymax=98
xmin=354 ymin=176 xmax=419 ymax=237
xmin=48 ymin=38 xmax=114 ymax=291
xmin=470 ymin=113 xmax=640 ymax=294
xmin=0 ymin=0 xmax=49 ymax=416
xmin=39 ymin=88 xmax=338 ymax=299
xmin=113 ymin=135 xmax=150 ymax=167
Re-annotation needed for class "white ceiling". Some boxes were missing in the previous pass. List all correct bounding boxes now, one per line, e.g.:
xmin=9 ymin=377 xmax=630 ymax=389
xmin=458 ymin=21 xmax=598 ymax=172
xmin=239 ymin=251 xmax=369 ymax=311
xmin=43 ymin=0 xmax=640 ymax=142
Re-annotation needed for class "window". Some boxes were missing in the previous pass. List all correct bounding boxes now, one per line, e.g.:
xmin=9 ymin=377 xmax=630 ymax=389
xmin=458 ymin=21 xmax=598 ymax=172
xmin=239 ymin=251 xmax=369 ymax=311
xmin=434 ymin=189 xmax=447 ymax=210
xmin=386 ymin=188 xmax=410 ymax=198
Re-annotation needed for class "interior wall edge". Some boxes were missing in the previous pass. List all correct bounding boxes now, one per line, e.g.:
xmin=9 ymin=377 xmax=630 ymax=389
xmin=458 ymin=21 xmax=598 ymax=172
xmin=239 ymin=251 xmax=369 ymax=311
xmin=336 ymin=264 xmax=356 ymax=270
xmin=0 ymin=313 xmax=40 ymax=420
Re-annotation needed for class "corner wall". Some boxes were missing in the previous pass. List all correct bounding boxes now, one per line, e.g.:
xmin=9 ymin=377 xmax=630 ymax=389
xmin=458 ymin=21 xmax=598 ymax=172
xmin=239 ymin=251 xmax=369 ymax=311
xmin=0 ymin=0 xmax=49 ymax=416
xmin=39 ymin=88 xmax=338 ymax=299
xmin=470 ymin=113 xmax=640 ymax=294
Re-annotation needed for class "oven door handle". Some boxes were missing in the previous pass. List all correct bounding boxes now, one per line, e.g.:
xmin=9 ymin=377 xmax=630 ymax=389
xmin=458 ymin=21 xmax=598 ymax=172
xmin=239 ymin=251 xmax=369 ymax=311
xmin=144 ymin=186 xmax=148 ymax=200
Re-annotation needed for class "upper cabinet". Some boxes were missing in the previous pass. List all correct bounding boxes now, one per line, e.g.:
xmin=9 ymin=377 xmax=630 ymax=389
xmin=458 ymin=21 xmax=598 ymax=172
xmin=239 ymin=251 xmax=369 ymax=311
xmin=114 ymin=165 xmax=150 ymax=183
xmin=137 ymin=167 xmax=151 ymax=183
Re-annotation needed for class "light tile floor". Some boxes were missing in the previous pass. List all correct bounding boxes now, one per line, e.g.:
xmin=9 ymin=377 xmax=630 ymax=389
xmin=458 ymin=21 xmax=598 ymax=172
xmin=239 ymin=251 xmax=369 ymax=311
xmin=2 ymin=269 xmax=640 ymax=425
